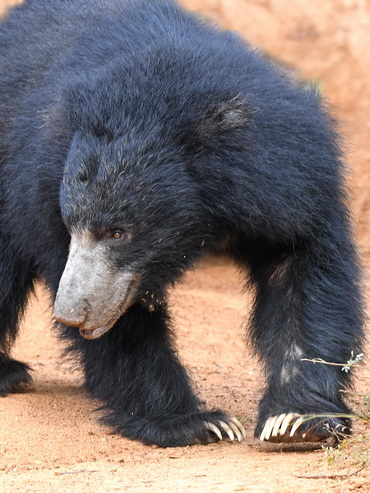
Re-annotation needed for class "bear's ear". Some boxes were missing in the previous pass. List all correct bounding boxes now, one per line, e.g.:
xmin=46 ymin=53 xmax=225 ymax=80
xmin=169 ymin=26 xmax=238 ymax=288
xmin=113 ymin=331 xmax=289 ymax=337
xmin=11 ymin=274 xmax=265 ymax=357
xmin=198 ymin=95 xmax=251 ymax=138
xmin=178 ymin=95 xmax=252 ymax=154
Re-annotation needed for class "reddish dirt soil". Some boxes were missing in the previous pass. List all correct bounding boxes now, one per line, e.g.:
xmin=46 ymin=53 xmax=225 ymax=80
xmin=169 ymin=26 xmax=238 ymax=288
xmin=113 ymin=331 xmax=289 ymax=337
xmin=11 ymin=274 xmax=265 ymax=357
xmin=1 ymin=1 xmax=370 ymax=491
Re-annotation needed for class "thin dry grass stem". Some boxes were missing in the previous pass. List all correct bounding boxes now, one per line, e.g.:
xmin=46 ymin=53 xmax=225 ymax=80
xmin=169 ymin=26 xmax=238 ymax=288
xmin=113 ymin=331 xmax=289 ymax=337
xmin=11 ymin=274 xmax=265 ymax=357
xmin=301 ymin=352 xmax=364 ymax=373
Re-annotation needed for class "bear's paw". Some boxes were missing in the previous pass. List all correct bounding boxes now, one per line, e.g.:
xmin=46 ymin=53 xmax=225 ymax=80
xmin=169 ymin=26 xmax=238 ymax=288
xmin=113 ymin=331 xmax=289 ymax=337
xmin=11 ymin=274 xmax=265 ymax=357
xmin=258 ymin=413 xmax=351 ymax=443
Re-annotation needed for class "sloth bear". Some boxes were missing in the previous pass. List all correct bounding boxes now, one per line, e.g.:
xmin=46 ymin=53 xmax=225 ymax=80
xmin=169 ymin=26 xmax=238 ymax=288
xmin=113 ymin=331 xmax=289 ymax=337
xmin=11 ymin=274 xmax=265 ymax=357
xmin=0 ymin=0 xmax=364 ymax=447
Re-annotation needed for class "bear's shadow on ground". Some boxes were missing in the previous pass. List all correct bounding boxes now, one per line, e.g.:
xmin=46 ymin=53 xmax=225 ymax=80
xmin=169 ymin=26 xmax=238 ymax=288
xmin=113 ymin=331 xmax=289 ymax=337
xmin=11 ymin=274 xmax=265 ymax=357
xmin=31 ymin=379 xmax=86 ymax=397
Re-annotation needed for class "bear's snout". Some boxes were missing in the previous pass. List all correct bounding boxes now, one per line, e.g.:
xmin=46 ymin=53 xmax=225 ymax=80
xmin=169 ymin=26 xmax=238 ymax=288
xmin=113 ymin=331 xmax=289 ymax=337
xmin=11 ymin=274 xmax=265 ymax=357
xmin=53 ymin=230 xmax=138 ymax=337
xmin=53 ymin=298 xmax=90 ymax=328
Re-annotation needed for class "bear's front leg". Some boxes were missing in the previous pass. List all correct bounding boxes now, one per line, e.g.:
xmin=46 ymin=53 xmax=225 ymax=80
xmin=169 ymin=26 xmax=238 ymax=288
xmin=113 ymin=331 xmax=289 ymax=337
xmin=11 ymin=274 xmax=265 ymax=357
xmin=64 ymin=303 xmax=245 ymax=447
xmin=245 ymin=239 xmax=363 ymax=444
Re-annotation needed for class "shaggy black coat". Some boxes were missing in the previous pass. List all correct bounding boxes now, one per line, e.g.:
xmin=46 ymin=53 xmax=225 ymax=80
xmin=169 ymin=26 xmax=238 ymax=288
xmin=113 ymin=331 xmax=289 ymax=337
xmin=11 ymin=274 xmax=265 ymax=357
xmin=0 ymin=0 xmax=364 ymax=446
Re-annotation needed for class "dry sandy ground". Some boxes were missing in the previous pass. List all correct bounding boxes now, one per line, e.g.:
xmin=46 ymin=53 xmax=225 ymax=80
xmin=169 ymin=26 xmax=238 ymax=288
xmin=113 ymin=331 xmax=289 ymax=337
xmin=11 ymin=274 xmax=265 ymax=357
xmin=1 ymin=259 xmax=369 ymax=492
xmin=2 ymin=259 xmax=369 ymax=492
xmin=1 ymin=0 xmax=370 ymax=492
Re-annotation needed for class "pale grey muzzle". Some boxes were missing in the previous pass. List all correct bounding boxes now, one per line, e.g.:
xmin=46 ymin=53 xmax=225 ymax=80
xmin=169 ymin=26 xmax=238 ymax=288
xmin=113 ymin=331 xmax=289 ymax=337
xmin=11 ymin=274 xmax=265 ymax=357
xmin=54 ymin=231 xmax=136 ymax=339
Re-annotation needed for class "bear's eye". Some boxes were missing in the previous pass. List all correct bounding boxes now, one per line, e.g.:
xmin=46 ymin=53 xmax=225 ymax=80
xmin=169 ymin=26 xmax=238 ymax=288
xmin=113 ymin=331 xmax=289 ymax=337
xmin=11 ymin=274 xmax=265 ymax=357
xmin=100 ymin=228 xmax=131 ymax=244
xmin=111 ymin=229 xmax=125 ymax=240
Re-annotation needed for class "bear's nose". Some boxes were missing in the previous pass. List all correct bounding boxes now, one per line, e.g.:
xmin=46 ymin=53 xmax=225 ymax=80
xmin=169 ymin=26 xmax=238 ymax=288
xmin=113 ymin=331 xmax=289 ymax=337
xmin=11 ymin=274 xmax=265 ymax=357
xmin=53 ymin=301 xmax=89 ymax=327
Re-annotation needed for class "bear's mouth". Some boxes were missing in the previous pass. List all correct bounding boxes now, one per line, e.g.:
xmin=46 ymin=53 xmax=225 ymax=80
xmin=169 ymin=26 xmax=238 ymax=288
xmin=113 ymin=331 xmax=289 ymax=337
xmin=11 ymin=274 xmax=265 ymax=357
xmin=79 ymin=279 xmax=137 ymax=340
xmin=79 ymin=323 xmax=115 ymax=340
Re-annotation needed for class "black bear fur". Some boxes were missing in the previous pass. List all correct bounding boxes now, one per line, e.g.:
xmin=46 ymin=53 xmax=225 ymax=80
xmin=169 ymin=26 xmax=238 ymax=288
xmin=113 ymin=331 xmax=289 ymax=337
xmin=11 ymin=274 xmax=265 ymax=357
xmin=0 ymin=0 xmax=364 ymax=446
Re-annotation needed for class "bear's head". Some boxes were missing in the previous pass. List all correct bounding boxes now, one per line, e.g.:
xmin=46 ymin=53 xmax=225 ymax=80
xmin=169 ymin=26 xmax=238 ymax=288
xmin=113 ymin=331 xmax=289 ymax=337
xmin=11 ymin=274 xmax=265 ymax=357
xmin=53 ymin=81 xmax=251 ymax=339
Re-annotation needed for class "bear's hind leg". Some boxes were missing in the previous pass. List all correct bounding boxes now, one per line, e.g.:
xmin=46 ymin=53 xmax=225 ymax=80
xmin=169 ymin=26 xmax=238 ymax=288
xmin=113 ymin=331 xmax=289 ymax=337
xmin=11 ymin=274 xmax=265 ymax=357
xmin=63 ymin=303 xmax=246 ymax=447
xmin=0 ymin=244 xmax=35 ymax=395
xmin=0 ymin=353 xmax=33 ymax=396
xmin=244 ymin=238 xmax=363 ymax=443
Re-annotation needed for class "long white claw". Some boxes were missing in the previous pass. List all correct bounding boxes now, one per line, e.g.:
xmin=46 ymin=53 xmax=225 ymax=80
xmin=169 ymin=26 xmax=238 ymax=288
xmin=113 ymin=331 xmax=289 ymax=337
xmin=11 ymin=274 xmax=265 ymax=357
xmin=218 ymin=421 xmax=235 ymax=441
xmin=260 ymin=416 xmax=274 ymax=441
xmin=265 ymin=416 xmax=277 ymax=440
xmin=271 ymin=413 xmax=287 ymax=437
xmin=260 ymin=417 xmax=271 ymax=441
xmin=280 ymin=413 xmax=299 ymax=436
xmin=205 ymin=422 xmax=222 ymax=441
xmin=290 ymin=416 xmax=304 ymax=437
xmin=227 ymin=420 xmax=243 ymax=442
xmin=229 ymin=417 xmax=247 ymax=439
